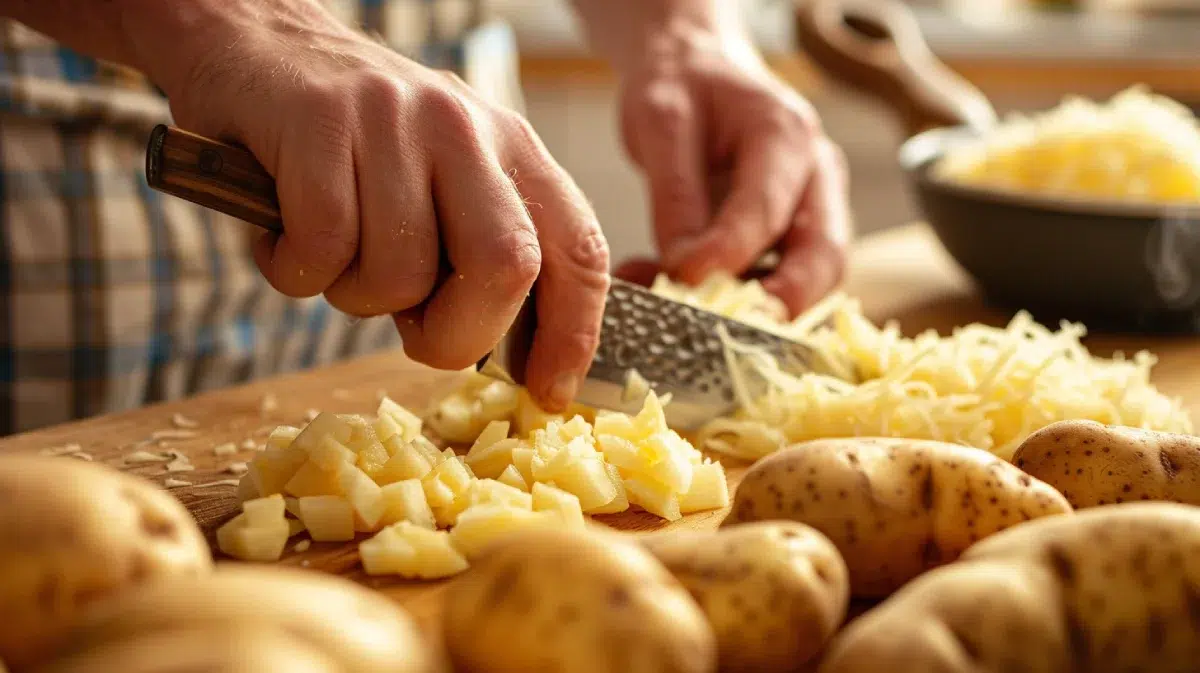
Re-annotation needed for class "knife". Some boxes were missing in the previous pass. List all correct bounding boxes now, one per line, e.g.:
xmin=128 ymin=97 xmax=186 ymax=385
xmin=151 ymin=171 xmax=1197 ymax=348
xmin=145 ymin=124 xmax=853 ymax=430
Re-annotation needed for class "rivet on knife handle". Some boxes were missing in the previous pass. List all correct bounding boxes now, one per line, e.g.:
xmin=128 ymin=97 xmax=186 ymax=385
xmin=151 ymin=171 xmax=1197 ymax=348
xmin=145 ymin=124 xmax=283 ymax=233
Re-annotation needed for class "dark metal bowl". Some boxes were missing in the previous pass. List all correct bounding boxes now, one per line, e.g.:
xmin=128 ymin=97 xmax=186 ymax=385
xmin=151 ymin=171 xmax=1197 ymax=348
xmin=900 ymin=127 xmax=1200 ymax=333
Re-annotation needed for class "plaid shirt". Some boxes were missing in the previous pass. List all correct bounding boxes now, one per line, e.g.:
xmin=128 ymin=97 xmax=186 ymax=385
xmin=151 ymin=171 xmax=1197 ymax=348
xmin=0 ymin=0 xmax=522 ymax=435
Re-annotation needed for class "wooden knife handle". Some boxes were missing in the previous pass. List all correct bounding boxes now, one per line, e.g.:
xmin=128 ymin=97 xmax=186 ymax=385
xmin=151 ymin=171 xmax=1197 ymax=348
xmin=794 ymin=0 xmax=997 ymax=137
xmin=145 ymin=125 xmax=283 ymax=233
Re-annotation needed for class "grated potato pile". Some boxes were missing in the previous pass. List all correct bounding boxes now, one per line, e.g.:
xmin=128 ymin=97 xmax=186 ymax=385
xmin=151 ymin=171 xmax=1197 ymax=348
xmin=647 ymin=273 xmax=1193 ymax=462
xmin=934 ymin=86 xmax=1200 ymax=204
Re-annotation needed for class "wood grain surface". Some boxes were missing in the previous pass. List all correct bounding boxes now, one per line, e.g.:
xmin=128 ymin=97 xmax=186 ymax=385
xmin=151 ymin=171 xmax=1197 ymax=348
xmin=4 ymin=223 xmax=1199 ymax=634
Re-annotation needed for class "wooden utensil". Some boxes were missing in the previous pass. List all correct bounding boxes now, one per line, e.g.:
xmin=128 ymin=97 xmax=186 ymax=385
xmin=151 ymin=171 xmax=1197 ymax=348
xmin=794 ymin=0 xmax=1200 ymax=334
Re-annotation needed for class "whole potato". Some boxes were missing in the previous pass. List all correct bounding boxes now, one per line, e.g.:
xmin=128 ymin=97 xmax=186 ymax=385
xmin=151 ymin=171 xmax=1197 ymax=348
xmin=642 ymin=521 xmax=849 ymax=673
xmin=723 ymin=438 xmax=1072 ymax=597
xmin=54 ymin=565 xmax=434 ymax=673
xmin=819 ymin=502 xmax=1200 ymax=673
xmin=0 ymin=455 xmax=212 ymax=669
xmin=442 ymin=527 xmax=717 ymax=673
xmin=1012 ymin=420 xmax=1200 ymax=508
xmin=32 ymin=627 xmax=342 ymax=673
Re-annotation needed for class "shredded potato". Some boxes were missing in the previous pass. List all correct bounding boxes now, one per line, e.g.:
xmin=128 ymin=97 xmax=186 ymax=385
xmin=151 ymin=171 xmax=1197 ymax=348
xmin=934 ymin=86 xmax=1200 ymax=204
xmin=654 ymin=273 xmax=1193 ymax=462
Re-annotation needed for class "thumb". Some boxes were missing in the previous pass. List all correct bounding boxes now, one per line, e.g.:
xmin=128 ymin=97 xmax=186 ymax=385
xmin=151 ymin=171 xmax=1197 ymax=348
xmin=621 ymin=78 xmax=710 ymax=270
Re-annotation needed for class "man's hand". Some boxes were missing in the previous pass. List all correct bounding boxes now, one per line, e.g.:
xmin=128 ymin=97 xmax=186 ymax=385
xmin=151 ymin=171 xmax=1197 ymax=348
xmin=117 ymin=0 xmax=608 ymax=411
xmin=574 ymin=0 xmax=852 ymax=317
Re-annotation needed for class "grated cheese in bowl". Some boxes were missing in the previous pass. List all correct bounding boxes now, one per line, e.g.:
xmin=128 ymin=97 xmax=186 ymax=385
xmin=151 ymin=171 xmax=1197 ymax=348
xmin=933 ymin=86 xmax=1200 ymax=205
xmin=650 ymin=273 xmax=1192 ymax=462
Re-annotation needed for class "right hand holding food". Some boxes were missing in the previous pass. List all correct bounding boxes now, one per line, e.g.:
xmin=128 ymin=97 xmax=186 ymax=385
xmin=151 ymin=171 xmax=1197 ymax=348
xmin=133 ymin=0 xmax=610 ymax=412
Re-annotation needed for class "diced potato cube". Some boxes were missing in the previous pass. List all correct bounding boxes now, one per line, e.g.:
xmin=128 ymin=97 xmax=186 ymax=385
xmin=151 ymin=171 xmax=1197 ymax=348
xmin=373 ymin=413 xmax=405 ymax=447
xmin=463 ymin=420 xmax=514 ymax=476
xmin=556 ymin=416 xmax=593 ymax=444
xmin=216 ymin=514 xmax=289 ymax=563
xmin=242 ymin=493 xmax=286 ymax=527
xmin=514 ymin=389 xmax=564 ymax=436
xmin=449 ymin=505 xmax=562 ymax=559
xmin=477 ymin=380 xmax=519 ymax=421
xmin=410 ymin=435 xmax=445 ymax=465
xmin=297 ymin=495 xmax=356 ymax=542
xmin=511 ymin=448 xmax=536 ymax=485
xmin=624 ymin=474 xmax=681 ymax=521
xmin=309 ymin=436 xmax=357 ymax=472
xmin=284 ymin=497 xmax=302 ymax=518
xmin=292 ymin=412 xmax=355 ymax=453
xmin=265 ymin=425 xmax=302 ymax=451
xmin=596 ymin=434 xmax=649 ymax=474
xmin=633 ymin=391 xmax=669 ymax=437
xmin=637 ymin=431 xmax=694 ymax=493
xmin=565 ymin=403 xmax=598 ymax=425
xmin=497 ymin=464 xmax=528 ymax=492
xmin=377 ymin=397 xmax=423 ymax=441
xmin=679 ymin=461 xmax=729 ymax=513
xmin=469 ymin=479 xmax=533 ymax=510
xmin=588 ymin=463 xmax=630 ymax=514
xmin=530 ymin=454 xmax=552 ymax=483
xmin=284 ymin=461 xmax=343 ymax=498
xmin=538 ymin=453 xmax=619 ymax=512
xmin=380 ymin=480 xmax=436 ymax=530
xmin=377 ymin=437 xmax=435 ymax=483
xmin=421 ymin=455 xmax=474 ymax=509
xmin=532 ymin=427 xmax=564 ymax=460
xmin=355 ymin=439 xmax=392 ymax=479
xmin=465 ymin=437 xmax=524 ymax=480
xmin=337 ymin=464 xmax=385 ymax=532
xmin=359 ymin=522 xmax=468 ymax=579
xmin=248 ymin=446 xmax=307 ymax=497
xmin=433 ymin=501 xmax=468 ymax=529
xmin=427 ymin=392 xmax=483 ymax=443
xmin=531 ymin=483 xmax=585 ymax=528
xmin=593 ymin=411 xmax=639 ymax=442
xmin=468 ymin=420 xmax=511 ymax=456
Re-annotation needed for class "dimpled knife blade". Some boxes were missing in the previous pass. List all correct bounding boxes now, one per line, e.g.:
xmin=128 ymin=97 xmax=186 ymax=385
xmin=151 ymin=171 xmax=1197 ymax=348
xmin=476 ymin=278 xmax=849 ymax=431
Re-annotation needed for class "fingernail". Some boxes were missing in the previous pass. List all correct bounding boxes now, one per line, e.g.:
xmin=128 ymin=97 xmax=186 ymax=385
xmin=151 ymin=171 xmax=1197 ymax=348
xmin=546 ymin=371 xmax=580 ymax=412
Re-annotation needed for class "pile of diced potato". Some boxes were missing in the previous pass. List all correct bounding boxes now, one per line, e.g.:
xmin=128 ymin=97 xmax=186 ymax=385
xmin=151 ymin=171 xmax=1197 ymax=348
xmin=218 ymin=377 xmax=729 ymax=578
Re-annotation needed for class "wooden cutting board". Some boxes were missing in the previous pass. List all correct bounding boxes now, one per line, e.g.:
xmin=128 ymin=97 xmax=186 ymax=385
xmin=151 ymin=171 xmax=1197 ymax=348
xmin=3 ymin=223 xmax=1199 ymax=634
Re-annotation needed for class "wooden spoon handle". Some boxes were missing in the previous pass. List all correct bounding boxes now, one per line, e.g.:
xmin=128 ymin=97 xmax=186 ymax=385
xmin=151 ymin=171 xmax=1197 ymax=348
xmin=145 ymin=125 xmax=283 ymax=233
xmin=794 ymin=0 xmax=997 ymax=136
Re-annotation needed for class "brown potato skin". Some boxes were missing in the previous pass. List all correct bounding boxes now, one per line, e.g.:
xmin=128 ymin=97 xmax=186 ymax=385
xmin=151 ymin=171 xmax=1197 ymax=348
xmin=442 ymin=527 xmax=717 ymax=673
xmin=30 ymin=627 xmax=343 ymax=673
xmin=642 ymin=522 xmax=850 ymax=673
xmin=57 ymin=565 xmax=434 ymax=673
xmin=0 ymin=456 xmax=213 ymax=669
xmin=1012 ymin=420 xmax=1200 ymax=508
xmin=723 ymin=438 xmax=1072 ymax=597
xmin=819 ymin=502 xmax=1200 ymax=673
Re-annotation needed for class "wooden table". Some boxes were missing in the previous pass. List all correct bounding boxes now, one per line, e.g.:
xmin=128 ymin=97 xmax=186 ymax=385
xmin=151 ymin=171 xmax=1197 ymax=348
xmin=4 ymin=222 xmax=1199 ymax=633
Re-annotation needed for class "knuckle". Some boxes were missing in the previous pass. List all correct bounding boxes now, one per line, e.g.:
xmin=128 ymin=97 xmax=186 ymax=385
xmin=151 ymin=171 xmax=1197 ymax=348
xmin=437 ymin=68 xmax=470 ymax=89
xmin=352 ymin=70 xmax=412 ymax=118
xmin=487 ymin=226 xmax=543 ymax=296
xmin=558 ymin=225 xmax=611 ymax=277
xmin=637 ymin=80 xmax=691 ymax=131
xmin=418 ymin=85 xmax=478 ymax=140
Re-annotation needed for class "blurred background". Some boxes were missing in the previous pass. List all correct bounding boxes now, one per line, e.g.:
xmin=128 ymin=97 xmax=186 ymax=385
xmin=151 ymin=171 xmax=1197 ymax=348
xmin=470 ymin=0 xmax=1200 ymax=264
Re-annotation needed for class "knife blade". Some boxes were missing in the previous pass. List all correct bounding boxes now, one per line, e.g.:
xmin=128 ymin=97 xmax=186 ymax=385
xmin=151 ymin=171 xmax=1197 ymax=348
xmin=145 ymin=124 xmax=853 ymax=430
xmin=475 ymin=278 xmax=852 ymax=430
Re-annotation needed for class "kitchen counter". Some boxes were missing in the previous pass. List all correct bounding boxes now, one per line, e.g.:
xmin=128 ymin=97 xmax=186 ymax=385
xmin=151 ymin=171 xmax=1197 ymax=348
xmin=2 ymin=222 xmax=1197 ymax=632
